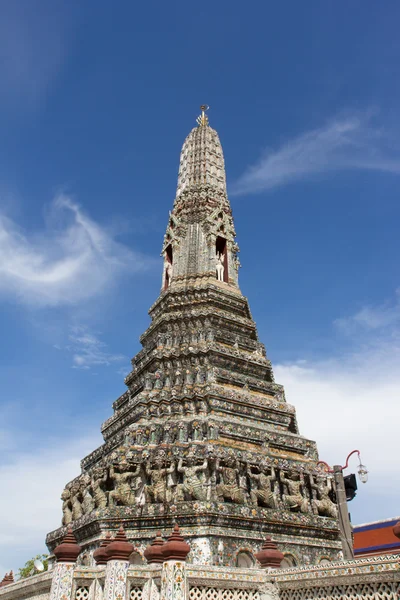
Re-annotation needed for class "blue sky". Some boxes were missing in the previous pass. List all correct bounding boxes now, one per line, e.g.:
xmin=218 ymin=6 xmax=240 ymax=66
xmin=1 ymin=0 xmax=400 ymax=573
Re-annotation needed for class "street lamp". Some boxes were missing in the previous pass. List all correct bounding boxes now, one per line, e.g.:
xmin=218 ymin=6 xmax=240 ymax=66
xmin=317 ymin=450 xmax=368 ymax=561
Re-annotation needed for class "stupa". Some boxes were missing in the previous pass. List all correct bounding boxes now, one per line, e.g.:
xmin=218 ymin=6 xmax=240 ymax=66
xmin=46 ymin=106 xmax=341 ymax=567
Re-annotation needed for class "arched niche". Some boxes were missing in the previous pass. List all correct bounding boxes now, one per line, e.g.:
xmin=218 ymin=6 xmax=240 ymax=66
xmin=129 ymin=551 xmax=143 ymax=565
xmin=164 ymin=244 xmax=173 ymax=290
xmin=216 ymin=236 xmax=228 ymax=283
xmin=280 ymin=554 xmax=297 ymax=568
xmin=235 ymin=550 xmax=255 ymax=568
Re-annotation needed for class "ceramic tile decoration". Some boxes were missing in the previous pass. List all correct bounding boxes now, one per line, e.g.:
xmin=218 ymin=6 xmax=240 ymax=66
xmin=46 ymin=107 xmax=342 ymax=566
xmin=49 ymin=564 xmax=75 ymax=600
xmin=103 ymin=561 xmax=130 ymax=600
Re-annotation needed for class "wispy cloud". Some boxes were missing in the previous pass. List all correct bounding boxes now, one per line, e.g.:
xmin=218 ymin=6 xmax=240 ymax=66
xmin=232 ymin=112 xmax=400 ymax=195
xmin=335 ymin=288 xmax=400 ymax=333
xmin=0 ymin=195 xmax=151 ymax=307
xmin=66 ymin=325 xmax=127 ymax=370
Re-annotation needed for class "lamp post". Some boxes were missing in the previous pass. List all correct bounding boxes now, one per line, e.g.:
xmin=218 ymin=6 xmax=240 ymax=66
xmin=317 ymin=450 xmax=368 ymax=561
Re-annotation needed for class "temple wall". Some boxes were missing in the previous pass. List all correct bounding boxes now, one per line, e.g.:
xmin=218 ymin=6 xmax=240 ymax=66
xmin=1 ymin=555 xmax=398 ymax=600
xmin=0 ymin=571 xmax=51 ymax=600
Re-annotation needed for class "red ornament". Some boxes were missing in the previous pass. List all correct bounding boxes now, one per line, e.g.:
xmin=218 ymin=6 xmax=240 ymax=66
xmin=93 ymin=532 xmax=113 ymax=565
xmin=106 ymin=525 xmax=134 ymax=562
xmin=0 ymin=571 xmax=14 ymax=588
xmin=54 ymin=527 xmax=81 ymax=564
xmin=255 ymin=537 xmax=284 ymax=569
xmin=162 ymin=524 xmax=190 ymax=561
xmin=144 ymin=531 xmax=165 ymax=564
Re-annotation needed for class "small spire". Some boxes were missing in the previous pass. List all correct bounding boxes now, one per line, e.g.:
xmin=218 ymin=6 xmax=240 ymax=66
xmin=93 ymin=532 xmax=113 ymax=565
xmin=105 ymin=524 xmax=134 ymax=562
xmin=0 ymin=571 xmax=14 ymax=588
xmin=144 ymin=531 xmax=165 ymax=564
xmin=255 ymin=536 xmax=284 ymax=569
xmin=53 ymin=526 xmax=81 ymax=563
xmin=196 ymin=104 xmax=209 ymax=127
xmin=161 ymin=524 xmax=190 ymax=561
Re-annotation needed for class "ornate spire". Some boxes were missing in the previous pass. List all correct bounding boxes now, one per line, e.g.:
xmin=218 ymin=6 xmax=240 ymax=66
xmin=53 ymin=527 xmax=81 ymax=563
xmin=176 ymin=105 xmax=227 ymax=198
xmin=196 ymin=104 xmax=209 ymax=127
xmin=161 ymin=107 xmax=238 ymax=288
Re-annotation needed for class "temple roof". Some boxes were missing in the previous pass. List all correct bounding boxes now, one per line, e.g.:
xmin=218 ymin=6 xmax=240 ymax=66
xmin=176 ymin=107 xmax=227 ymax=197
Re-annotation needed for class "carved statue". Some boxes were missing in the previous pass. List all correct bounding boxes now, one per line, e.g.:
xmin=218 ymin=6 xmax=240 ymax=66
xmin=310 ymin=475 xmax=338 ymax=518
xmin=82 ymin=487 xmax=95 ymax=514
xmin=197 ymin=399 xmax=208 ymax=414
xmin=165 ymin=261 xmax=173 ymax=285
xmin=61 ymin=487 xmax=73 ymax=525
xmin=192 ymin=421 xmax=203 ymax=441
xmin=91 ymin=468 xmax=108 ymax=509
xmin=177 ymin=455 xmax=208 ymax=501
xmin=145 ymin=458 xmax=176 ymax=503
xmin=132 ymin=462 xmax=147 ymax=506
xmin=150 ymin=425 xmax=159 ymax=444
xmin=208 ymin=422 xmax=219 ymax=440
xmin=280 ymin=469 xmax=310 ymax=513
xmin=177 ymin=422 xmax=187 ymax=442
xmin=216 ymin=459 xmax=247 ymax=504
xmin=237 ymin=462 xmax=250 ymax=504
xmin=248 ymin=465 xmax=279 ymax=509
xmin=108 ymin=463 xmax=141 ymax=507
xmin=216 ymin=253 xmax=224 ymax=281
xmin=154 ymin=369 xmax=164 ymax=390
xmin=163 ymin=424 xmax=172 ymax=444
xmin=70 ymin=480 xmax=83 ymax=520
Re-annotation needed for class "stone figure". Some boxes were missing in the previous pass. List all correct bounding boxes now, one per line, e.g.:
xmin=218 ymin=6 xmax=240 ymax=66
xmin=280 ymin=470 xmax=310 ymax=513
xmin=248 ymin=465 xmax=279 ymax=509
xmin=61 ymin=487 xmax=73 ymax=525
xmin=184 ymin=399 xmax=195 ymax=414
xmin=154 ymin=369 xmax=164 ymax=390
xmin=163 ymin=424 xmax=172 ymax=444
xmin=197 ymin=399 xmax=208 ymax=414
xmin=216 ymin=253 xmax=224 ymax=281
xmin=192 ymin=421 xmax=203 ymax=441
xmin=132 ymin=462 xmax=147 ymax=506
xmin=91 ymin=468 xmax=108 ymax=509
xmin=150 ymin=425 xmax=159 ymax=444
xmin=310 ymin=475 xmax=338 ymax=518
xmin=108 ymin=463 xmax=141 ymax=507
xmin=70 ymin=480 xmax=83 ymax=521
xmin=136 ymin=428 xmax=144 ymax=445
xmin=82 ymin=487 xmax=95 ymax=514
xmin=216 ymin=459 xmax=247 ymax=504
xmin=165 ymin=261 xmax=173 ymax=286
xmin=174 ymin=370 xmax=182 ymax=387
xmin=208 ymin=422 xmax=219 ymax=440
xmin=237 ymin=462 xmax=250 ymax=504
xmin=177 ymin=456 xmax=208 ymax=501
xmin=145 ymin=458 xmax=176 ymax=503
xmin=144 ymin=373 xmax=153 ymax=391
xmin=184 ymin=369 xmax=193 ymax=385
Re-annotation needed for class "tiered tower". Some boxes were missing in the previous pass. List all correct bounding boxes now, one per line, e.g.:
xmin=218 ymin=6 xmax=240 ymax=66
xmin=47 ymin=107 xmax=341 ymax=567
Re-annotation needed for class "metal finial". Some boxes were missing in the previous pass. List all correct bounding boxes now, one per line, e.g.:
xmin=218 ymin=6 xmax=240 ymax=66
xmin=196 ymin=104 xmax=209 ymax=127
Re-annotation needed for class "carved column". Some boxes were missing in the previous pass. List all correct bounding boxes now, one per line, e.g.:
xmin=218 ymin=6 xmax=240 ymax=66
xmin=104 ymin=526 xmax=134 ymax=600
xmin=160 ymin=525 xmax=190 ymax=600
xmin=50 ymin=527 xmax=81 ymax=600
